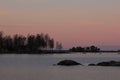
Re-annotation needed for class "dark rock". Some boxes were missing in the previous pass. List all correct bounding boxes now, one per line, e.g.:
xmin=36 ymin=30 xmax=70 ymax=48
xmin=89 ymin=61 xmax=120 ymax=67
xmin=57 ymin=60 xmax=81 ymax=66
xmin=97 ymin=61 xmax=120 ymax=66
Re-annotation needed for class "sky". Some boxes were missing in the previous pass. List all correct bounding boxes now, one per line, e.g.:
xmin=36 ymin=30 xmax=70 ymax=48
xmin=0 ymin=0 xmax=120 ymax=50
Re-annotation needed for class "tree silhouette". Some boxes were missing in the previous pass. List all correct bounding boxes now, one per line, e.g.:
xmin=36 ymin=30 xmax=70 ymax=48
xmin=56 ymin=42 xmax=63 ymax=50
xmin=48 ymin=38 xmax=54 ymax=50
xmin=70 ymin=45 xmax=100 ymax=52
xmin=0 ymin=31 xmax=60 ymax=53
xmin=85 ymin=47 xmax=90 ymax=52
xmin=13 ymin=34 xmax=26 ymax=52
xmin=35 ymin=34 xmax=42 ymax=50
xmin=0 ymin=31 xmax=4 ymax=52
xmin=4 ymin=35 xmax=14 ymax=52
xmin=27 ymin=35 xmax=36 ymax=51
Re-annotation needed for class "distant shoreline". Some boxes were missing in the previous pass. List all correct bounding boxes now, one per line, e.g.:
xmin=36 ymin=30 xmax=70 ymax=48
xmin=0 ymin=50 xmax=120 ymax=54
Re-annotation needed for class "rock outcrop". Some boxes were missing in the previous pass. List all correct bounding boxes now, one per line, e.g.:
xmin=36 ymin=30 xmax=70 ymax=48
xmin=57 ymin=60 xmax=81 ymax=66
xmin=89 ymin=61 xmax=120 ymax=66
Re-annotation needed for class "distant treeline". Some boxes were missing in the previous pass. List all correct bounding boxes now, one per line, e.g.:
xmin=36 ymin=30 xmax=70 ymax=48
xmin=0 ymin=31 xmax=62 ymax=53
xmin=70 ymin=46 xmax=100 ymax=52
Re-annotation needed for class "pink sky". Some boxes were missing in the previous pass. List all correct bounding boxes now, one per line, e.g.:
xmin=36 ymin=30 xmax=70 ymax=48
xmin=0 ymin=25 xmax=120 ymax=49
xmin=0 ymin=0 xmax=120 ymax=49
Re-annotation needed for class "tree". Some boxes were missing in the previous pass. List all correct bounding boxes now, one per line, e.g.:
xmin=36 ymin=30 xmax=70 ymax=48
xmin=0 ymin=31 xmax=57 ymax=53
xmin=4 ymin=35 xmax=14 ymax=51
xmin=56 ymin=41 xmax=62 ymax=50
xmin=27 ymin=35 xmax=36 ymax=51
xmin=90 ymin=45 xmax=99 ymax=52
xmin=70 ymin=45 xmax=100 ymax=52
xmin=13 ymin=34 xmax=26 ymax=51
xmin=48 ymin=38 xmax=54 ymax=50
xmin=70 ymin=47 xmax=76 ymax=52
xmin=18 ymin=35 xmax=26 ymax=51
xmin=35 ymin=34 xmax=42 ymax=50
xmin=40 ymin=34 xmax=46 ymax=49
xmin=0 ymin=31 xmax=4 ymax=52
xmin=85 ymin=47 xmax=90 ymax=52
xmin=44 ymin=34 xmax=50 ymax=49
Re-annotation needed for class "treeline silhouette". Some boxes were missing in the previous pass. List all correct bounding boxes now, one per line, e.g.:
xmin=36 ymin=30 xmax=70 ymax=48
xmin=0 ymin=31 xmax=59 ymax=53
xmin=70 ymin=46 xmax=100 ymax=52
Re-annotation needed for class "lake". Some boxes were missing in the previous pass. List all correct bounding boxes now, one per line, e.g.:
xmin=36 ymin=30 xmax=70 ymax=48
xmin=0 ymin=53 xmax=120 ymax=80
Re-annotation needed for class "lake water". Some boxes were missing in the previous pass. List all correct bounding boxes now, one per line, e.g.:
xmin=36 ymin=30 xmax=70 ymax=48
xmin=0 ymin=53 xmax=120 ymax=80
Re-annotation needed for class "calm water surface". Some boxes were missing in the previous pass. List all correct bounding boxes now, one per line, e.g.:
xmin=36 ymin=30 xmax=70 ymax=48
xmin=0 ymin=53 xmax=120 ymax=80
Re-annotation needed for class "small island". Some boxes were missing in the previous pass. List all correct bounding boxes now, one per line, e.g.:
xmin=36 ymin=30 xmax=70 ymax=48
xmin=69 ymin=46 xmax=100 ymax=52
